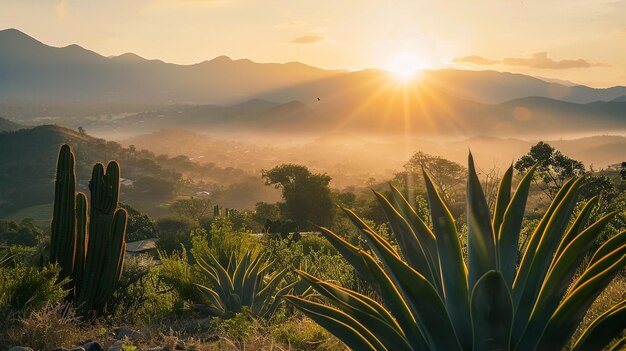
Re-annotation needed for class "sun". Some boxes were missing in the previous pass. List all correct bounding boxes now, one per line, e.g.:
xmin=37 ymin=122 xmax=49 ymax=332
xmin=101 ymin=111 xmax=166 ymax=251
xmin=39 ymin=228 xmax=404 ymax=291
xmin=385 ymin=53 xmax=429 ymax=83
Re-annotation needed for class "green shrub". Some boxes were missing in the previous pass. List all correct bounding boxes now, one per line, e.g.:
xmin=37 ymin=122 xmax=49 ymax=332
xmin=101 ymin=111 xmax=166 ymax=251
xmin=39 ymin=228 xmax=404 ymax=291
xmin=0 ymin=263 xmax=67 ymax=314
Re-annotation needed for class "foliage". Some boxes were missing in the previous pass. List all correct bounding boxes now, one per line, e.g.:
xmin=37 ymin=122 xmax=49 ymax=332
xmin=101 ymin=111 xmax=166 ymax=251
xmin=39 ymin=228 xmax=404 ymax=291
xmin=0 ymin=262 xmax=67 ymax=314
xmin=192 ymin=215 xmax=260 ymax=266
xmin=0 ymin=218 xmax=44 ymax=246
xmin=106 ymin=254 xmax=175 ymax=324
xmin=193 ymin=250 xmax=293 ymax=319
xmin=262 ymin=164 xmax=335 ymax=229
xmin=169 ymin=197 xmax=213 ymax=221
xmin=286 ymin=153 xmax=626 ymax=351
xmin=515 ymin=141 xmax=585 ymax=199
xmin=402 ymin=151 xmax=467 ymax=205
xmin=120 ymin=203 xmax=158 ymax=242
xmin=155 ymin=215 xmax=196 ymax=253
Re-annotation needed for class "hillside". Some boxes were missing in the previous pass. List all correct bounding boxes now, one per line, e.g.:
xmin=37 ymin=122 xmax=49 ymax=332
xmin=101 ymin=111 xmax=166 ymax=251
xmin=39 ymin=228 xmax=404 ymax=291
xmin=0 ymin=125 xmax=280 ymax=219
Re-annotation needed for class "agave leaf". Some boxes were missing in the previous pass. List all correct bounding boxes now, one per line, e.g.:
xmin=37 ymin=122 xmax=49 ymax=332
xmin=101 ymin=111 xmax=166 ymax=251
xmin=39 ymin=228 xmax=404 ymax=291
xmin=232 ymin=251 xmax=251 ymax=292
xmin=588 ymin=229 xmax=626 ymax=268
xmin=371 ymin=191 xmax=438 ymax=289
xmin=197 ymin=256 xmax=229 ymax=303
xmin=551 ymin=196 xmax=599 ymax=264
xmin=570 ymin=299 xmax=626 ymax=351
xmin=534 ymin=254 xmax=626 ymax=351
xmin=492 ymin=165 xmax=513 ymax=237
xmin=302 ymin=276 xmax=413 ymax=350
xmin=254 ymin=268 xmax=287 ymax=308
xmin=387 ymin=184 xmax=441 ymax=294
xmin=467 ymin=152 xmax=497 ymax=291
xmin=317 ymin=225 xmax=375 ymax=283
xmin=423 ymin=170 xmax=471 ymax=349
xmin=498 ymin=165 xmax=535 ymax=286
xmin=570 ymin=231 xmax=626 ymax=293
xmin=470 ymin=271 xmax=513 ymax=351
xmin=515 ymin=212 xmax=617 ymax=350
xmin=342 ymin=207 xmax=398 ymax=258
xmin=608 ymin=337 xmax=626 ymax=351
xmin=513 ymin=177 xmax=575 ymax=303
xmin=241 ymin=253 xmax=264 ymax=306
xmin=513 ymin=178 xmax=583 ymax=339
xmin=359 ymin=227 xmax=461 ymax=350
xmin=283 ymin=295 xmax=386 ymax=351
xmin=318 ymin=226 xmax=429 ymax=350
xmin=297 ymin=270 xmax=398 ymax=327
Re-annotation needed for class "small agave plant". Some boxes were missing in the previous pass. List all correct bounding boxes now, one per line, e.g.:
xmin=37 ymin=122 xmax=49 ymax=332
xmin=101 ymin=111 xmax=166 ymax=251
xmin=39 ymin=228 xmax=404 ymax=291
xmin=285 ymin=153 xmax=626 ymax=351
xmin=194 ymin=250 xmax=295 ymax=319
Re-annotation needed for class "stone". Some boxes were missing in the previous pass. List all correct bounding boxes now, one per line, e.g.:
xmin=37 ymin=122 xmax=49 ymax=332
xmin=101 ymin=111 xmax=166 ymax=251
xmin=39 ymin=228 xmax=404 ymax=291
xmin=8 ymin=347 xmax=34 ymax=351
xmin=82 ymin=342 xmax=104 ymax=351
xmin=114 ymin=326 xmax=143 ymax=340
xmin=145 ymin=347 xmax=168 ymax=351
xmin=52 ymin=348 xmax=70 ymax=351
xmin=107 ymin=341 xmax=123 ymax=351
xmin=71 ymin=348 xmax=86 ymax=351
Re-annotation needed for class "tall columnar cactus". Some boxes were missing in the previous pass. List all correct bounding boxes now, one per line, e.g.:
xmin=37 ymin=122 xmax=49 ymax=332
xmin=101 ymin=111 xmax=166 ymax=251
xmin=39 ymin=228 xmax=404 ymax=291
xmin=50 ymin=144 xmax=77 ymax=281
xmin=50 ymin=144 xmax=127 ymax=315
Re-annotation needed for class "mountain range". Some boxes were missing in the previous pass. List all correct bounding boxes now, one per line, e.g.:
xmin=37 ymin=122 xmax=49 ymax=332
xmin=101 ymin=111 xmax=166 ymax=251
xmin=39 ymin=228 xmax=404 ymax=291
xmin=0 ymin=28 xmax=625 ymax=138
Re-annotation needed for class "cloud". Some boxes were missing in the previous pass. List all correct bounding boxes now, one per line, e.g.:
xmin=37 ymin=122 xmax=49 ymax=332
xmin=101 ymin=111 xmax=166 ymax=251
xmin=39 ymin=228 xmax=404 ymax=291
xmin=55 ymin=0 xmax=68 ymax=18
xmin=502 ymin=52 xmax=607 ymax=69
xmin=275 ymin=20 xmax=306 ymax=29
xmin=452 ymin=55 xmax=500 ymax=65
xmin=452 ymin=52 xmax=608 ymax=70
xmin=290 ymin=35 xmax=325 ymax=44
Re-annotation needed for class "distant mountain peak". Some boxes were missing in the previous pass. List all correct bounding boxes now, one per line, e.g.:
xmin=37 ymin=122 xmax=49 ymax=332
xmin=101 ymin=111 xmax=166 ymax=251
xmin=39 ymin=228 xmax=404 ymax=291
xmin=210 ymin=55 xmax=233 ymax=63
xmin=111 ymin=52 xmax=147 ymax=62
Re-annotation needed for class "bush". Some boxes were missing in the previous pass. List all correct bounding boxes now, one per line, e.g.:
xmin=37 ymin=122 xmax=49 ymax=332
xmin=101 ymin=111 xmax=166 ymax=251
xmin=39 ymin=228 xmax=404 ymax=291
xmin=0 ymin=263 xmax=67 ymax=315
xmin=106 ymin=254 xmax=175 ymax=324
xmin=156 ymin=216 xmax=196 ymax=253
xmin=0 ymin=219 xmax=44 ymax=246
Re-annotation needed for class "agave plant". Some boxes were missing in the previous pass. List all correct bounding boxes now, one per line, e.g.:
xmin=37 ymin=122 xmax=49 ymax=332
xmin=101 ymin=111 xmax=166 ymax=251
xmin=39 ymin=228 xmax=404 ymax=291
xmin=285 ymin=153 xmax=626 ymax=351
xmin=194 ymin=250 xmax=295 ymax=319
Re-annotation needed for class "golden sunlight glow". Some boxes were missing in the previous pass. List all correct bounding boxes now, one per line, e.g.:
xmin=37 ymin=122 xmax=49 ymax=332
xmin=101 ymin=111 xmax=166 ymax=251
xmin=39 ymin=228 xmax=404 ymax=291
xmin=385 ymin=53 xmax=429 ymax=83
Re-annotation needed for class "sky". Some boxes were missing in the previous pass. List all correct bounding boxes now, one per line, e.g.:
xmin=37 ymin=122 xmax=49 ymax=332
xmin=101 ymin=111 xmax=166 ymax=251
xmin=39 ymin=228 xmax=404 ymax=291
xmin=2 ymin=0 xmax=626 ymax=87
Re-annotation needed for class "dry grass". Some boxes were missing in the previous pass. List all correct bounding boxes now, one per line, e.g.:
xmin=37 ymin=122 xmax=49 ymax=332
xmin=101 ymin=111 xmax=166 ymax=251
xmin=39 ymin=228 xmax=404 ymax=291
xmin=3 ymin=304 xmax=100 ymax=351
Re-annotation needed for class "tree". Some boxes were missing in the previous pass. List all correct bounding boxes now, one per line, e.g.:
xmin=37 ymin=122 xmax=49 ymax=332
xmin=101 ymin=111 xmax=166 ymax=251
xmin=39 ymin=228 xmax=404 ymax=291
xmin=401 ymin=151 xmax=467 ymax=209
xmin=515 ymin=142 xmax=585 ymax=199
xmin=169 ymin=197 xmax=213 ymax=221
xmin=262 ymin=164 xmax=334 ymax=229
xmin=155 ymin=216 xmax=196 ymax=253
xmin=119 ymin=203 xmax=158 ymax=242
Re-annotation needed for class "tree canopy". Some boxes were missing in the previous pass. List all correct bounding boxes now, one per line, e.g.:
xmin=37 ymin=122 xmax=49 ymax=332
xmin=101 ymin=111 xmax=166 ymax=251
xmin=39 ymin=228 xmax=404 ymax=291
xmin=262 ymin=164 xmax=334 ymax=229
xmin=514 ymin=141 xmax=585 ymax=199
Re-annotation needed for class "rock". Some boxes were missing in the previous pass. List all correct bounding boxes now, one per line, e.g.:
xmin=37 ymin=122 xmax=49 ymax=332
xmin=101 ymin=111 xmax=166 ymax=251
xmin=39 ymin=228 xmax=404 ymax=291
xmin=145 ymin=347 xmax=168 ymax=351
xmin=114 ymin=326 xmax=143 ymax=340
xmin=8 ymin=347 xmax=34 ymax=351
xmin=82 ymin=342 xmax=104 ymax=351
xmin=71 ymin=348 xmax=86 ymax=351
xmin=52 ymin=348 xmax=70 ymax=351
xmin=175 ymin=341 xmax=186 ymax=350
xmin=107 ymin=341 xmax=123 ymax=351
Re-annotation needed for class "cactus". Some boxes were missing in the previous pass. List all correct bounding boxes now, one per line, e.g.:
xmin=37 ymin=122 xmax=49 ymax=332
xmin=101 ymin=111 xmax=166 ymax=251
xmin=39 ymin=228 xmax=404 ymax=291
xmin=50 ymin=144 xmax=127 ymax=315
